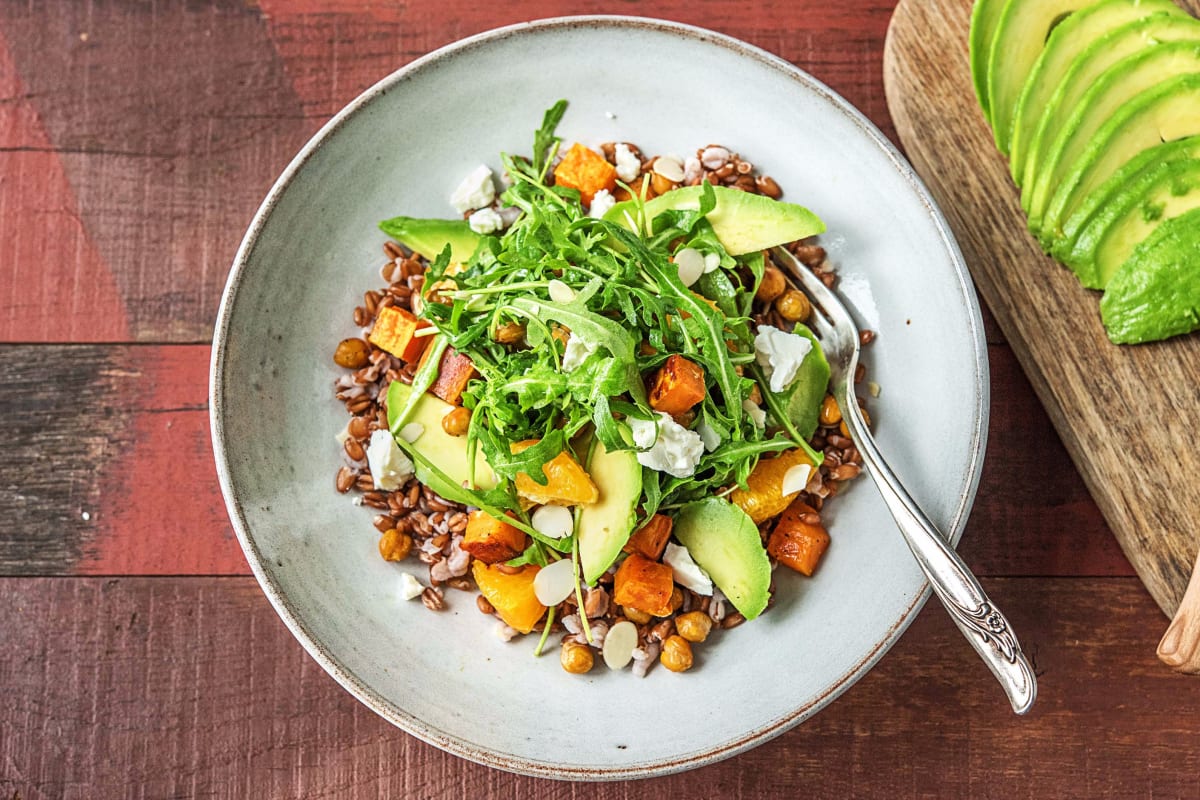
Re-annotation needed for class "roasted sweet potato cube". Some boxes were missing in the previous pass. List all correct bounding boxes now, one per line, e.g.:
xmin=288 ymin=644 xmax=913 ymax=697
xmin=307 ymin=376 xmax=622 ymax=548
xmin=648 ymin=355 xmax=706 ymax=416
xmin=613 ymin=553 xmax=675 ymax=617
xmin=767 ymin=500 xmax=830 ymax=577
xmin=368 ymin=306 xmax=432 ymax=363
xmin=511 ymin=440 xmax=600 ymax=505
xmin=472 ymin=562 xmax=546 ymax=634
xmin=416 ymin=344 xmax=477 ymax=405
xmin=553 ymin=143 xmax=617 ymax=206
xmin=462 ymin=510 xmax=528 ymax=564
xmin=623 ymin=514 xmax=673 ymax=560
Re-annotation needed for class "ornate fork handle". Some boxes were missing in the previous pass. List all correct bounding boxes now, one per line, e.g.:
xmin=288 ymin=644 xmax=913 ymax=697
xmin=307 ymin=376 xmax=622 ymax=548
xmin=841 ymin=393 xmax=1037 ymax=714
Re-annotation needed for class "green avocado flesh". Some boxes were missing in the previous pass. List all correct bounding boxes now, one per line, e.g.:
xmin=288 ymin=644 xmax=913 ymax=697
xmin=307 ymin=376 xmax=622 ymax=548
xmin=987 ymin=0 xmax=1094 ymax=155
xmin=1038 ymin=73 xmax=1200 ymax=245
xmin=673 ymin=498 xmax=771 ymax=620
xmin=1010 ymin=0 xmax=1186 ymax=185
xmin=1100 ymin=207 xmax=1200 ymax=344
xmin=1063 ymin=158 xmax=1200 ymax=288
xmin=378 ymin=216 xmax=481 ymax=263
xmin=604 ymin=184 xmax=825 ymax=256
xmin=781 ymin=324 xmax=831 ymax=440
xmin=970 ymin=0 xmax=1009 ymax=120
xmin=385 ymin=382 xmax=497 ymax=489
xmin=576 ymin=435 xmax=641 ymax=585
xmin=1020 ymin=14 xmax=1200 ymax=200
xmin=1026 ymin=45 xmax=1200 ymax=237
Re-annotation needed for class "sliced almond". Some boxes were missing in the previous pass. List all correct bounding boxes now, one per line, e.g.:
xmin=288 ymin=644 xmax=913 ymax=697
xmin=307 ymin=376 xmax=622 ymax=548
xmin=531 ymin=504 xmax=573 ymax=540
xmin=652 ymin=155 xmax=685 ymax=183
xmin=603 ymin=620 xmax=639 ymax=669
xmin=548 ymin=279 xmax=576 ymax=304
xmin=675 ymin=247 xmax=705 ymax=287
xmin=533 ymin=558 xmax=576 ymax=606
xmin=782 ymin=463 xmax=813 ymax=497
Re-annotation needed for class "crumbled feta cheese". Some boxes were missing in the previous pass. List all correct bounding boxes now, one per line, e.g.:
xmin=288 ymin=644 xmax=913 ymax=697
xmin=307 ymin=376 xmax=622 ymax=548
xmin=628 ymin=412 xmax=705 ymax=479
xmin=614 ymin=143 xmax=640 ymax=182
xmin=696 ymin=422 xmax=721 ymax=452
xmin=494 ymin=621 xmax=519 ymax=642
xmin=450 ymin=164 xmax=495 ymax=214
xmin=365 ymin=429 xmax=414 ymax=491
xmin=468 ymin=206 xmax=503 ymax=234
xmin=743 ymin=398 xmax=766 ymax=428
xmin=588 ymin=188 xmax=616 ymax=218
xmin=754 ymin=324 xmax=814 ymax=394
xmin=561 ymin=331 xmax=599 ymax=372
xmin=398 ymin=572 xmax=424 ymax=601
xmin=663 ymin=542 xmax=713 ymax=596
xmin=497 ymin=205 xmax=522 ymax=227
xmin=683 ymin=156 xmax=702 ymax=184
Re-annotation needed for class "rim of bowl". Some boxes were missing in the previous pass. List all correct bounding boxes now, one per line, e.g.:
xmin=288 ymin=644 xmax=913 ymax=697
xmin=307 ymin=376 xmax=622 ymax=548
xmin=209 ymin=14 xmax=989 ymax=781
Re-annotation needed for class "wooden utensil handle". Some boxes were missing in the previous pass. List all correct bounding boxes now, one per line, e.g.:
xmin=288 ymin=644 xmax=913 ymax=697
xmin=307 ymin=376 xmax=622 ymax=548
xmin=1158 ymin=549 xmax=1200 ymax=672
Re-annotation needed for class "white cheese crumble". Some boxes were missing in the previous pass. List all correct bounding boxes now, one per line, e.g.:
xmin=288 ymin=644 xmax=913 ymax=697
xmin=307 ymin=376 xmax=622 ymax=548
xmin=742 ymin=398 xmax=767 ymax=428
xmin=450 ymin=164 xmax=495 ymax=214
xmin=397 ymin=572 xmax=424 ymax=601
xmin=561 ymin=331 xmax=599 ymax=372
xmin=588 ymin=188 xmax=616 ymax=218
xmin=628 ymin=412 xmax=705 ymax=479
xmin=696 ymin=421 xmax=721 ymax=452
xmin=754 ymin=324 xmax=814 ymax=394
xmin=468 ymin=206 xmax=503 ymax=234
xmin=663 ymin=542 xmax=713 ymax=596
xmin=614 ymin=143 xmax=640 ymax=182
xmin=366 ymin=429 xmax=414 ymax=491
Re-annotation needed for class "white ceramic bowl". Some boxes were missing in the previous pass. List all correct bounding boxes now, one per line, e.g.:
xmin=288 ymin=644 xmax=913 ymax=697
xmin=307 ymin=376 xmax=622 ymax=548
xmin=211 ymin=16 xmax=988 ymax=780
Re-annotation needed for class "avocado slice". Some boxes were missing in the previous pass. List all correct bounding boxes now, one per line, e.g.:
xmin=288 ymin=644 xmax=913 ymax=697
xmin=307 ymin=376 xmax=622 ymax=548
xmin=378 ymin=216 xmax=482 ymax=263
xmin=1010 ymin=0 xmax=1185 ymax=185
xmin=1019 ymin=14 xmax=1200 ymax=201
xmin=969 ymin=0 xmax=1010 ymax=121
xmin=986 ymin=0 xmax=1093 ymax=155
xmin=385 ymin=381 xmax=497 ymax=489
xmin=1063 ymin=158 xmax=1200 ymax=288
xmin=1054 ymin=135 xmax=1200 ymax=257
xmin=1038 ymin=73 xmax=1200 ymax=244
xmin=576 ymin=435 xmax=642 ymax=585
xmin=673 ymin=497 xmax=771 ymax=620
xmin=780 ymin=324 xmax=831 ymax=440
xmin=603 ymin=184 xmax=825 ymax=256
xmin=1099 ymin=206 xmax=1200 ymax=343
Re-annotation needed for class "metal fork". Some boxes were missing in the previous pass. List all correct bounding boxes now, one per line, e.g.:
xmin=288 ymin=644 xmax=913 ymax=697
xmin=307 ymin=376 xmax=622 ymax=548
xmin=772 ymin=247 xmax=1037 ymax=715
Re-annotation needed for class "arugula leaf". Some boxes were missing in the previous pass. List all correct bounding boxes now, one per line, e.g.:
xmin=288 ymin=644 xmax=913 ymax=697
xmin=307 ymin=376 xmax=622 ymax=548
xmin=532 ymin=99 xmax=568 ymax=179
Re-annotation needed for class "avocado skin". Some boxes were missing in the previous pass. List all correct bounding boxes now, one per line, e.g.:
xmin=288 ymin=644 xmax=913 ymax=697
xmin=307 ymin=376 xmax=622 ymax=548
xmin=378 ymin=216 xmax=481 ymax=263
xmin=1063 ymin=157 xmax=1200 ymax=288
xmin=1100 ymin=207 xmax=1200 ymax=344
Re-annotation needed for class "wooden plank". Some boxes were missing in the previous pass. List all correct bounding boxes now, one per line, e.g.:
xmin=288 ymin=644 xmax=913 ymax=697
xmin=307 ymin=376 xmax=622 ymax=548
xmin=0 ymin=576 xmax=1192 ymax=797
xmin=883 ymin=0 xmax=1200 ymax=616
xmin=0 ymin=344 xmax=1128 ymax=577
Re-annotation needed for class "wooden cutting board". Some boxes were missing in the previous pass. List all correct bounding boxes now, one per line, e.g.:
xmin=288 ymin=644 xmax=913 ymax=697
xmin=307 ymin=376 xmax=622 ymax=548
xmin=883 ymin=0 xmax=1200 ymax=623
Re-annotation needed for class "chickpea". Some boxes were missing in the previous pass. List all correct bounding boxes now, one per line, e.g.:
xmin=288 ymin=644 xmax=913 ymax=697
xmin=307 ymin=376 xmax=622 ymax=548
xmin=819 ymin=395 xmax=842 ymax=426
xmin=660 ymin=635 xmax=694 ymax=673
xmin=650 ymin=170 xmax=676 ymax=196
xmin=623 ymin=606 xmax=652 ymax=624
xmin=840 ymin=405 xmax=870 ymax=439
xmin=775 ymin=289 xmax=811 ymax=323
xmin=333 ymin=337 xmax=371 ymax=369
xmin=493 ymin=320 xmax=526 ymax=344
xmin=756 ymin=266 xmax=786 ymax=303
xmin=561 ymin=640 xmax=595 ymax=674
xmin=670 ymin=586 xmax=684 ymax=613
xmin=378 ymin=528 xmax=413 ymax=562
xmin=441 ymin=406 xmax=471 ymax=437
xmin=674 ymin=611 xmax=713 ymax=643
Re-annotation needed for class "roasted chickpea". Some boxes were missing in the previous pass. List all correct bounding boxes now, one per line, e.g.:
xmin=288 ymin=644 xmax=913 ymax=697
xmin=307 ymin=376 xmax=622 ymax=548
xmin=493 ymin=320 xmax=526 ymax=344
xmin=756 ymin=266 xmax=787 ymax=303
xmin=441 ymin=406 xmax=471 ymax=437
xmin=674 ymin=611 xmax=713 ymax=643
xmin=669 ymin=586 xmax=684 ymax=614
xmin=561 ymin=640 xmax=595 ymax=674
xmin=333 ymin=337 xmax=371 ymax=369
xmin=775 ymin=289 xmax=811 ymax=323
xmin=378 ymin=528 xmax=413 ymax=562
xmin=660 ymin=635 xmax=694 ymax=672
xmin=840 ymin=405 xmax=870 ymax=438
xmin=819 ymin=394 xmax=842 ymax=426
xmin=623 ymin=605 xmax=652 ymax=624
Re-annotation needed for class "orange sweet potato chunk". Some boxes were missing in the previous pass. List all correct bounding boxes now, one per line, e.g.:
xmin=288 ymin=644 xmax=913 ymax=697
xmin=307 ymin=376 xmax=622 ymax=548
xmin=462 ymin=510 xmax=528 ymax=564
xmin=472 ymin=562 xmax=546 ymax=634
xmin=368 ymin=306 xmax=432 ymax=363
xmin=511 ymin=440 xmax=600 ymax=505
xmin=767 ymin=500 xmax=830 ymax=577
xmin=416 ymin=344 xmax=477 ymax=405
xmin=622 ymin=514 xmax=673 ymax=560
xmin=553 ymin=143 xmax=617 ymax=206
xmin=613 ymin=553 xmax=674 ymax=617
xmin=648 ymin=355 xmax=706 ymax=417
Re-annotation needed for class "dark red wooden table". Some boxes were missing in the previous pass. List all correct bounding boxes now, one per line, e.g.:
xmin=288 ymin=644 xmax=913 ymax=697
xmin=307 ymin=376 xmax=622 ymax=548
xmin=3 ymin=1 xmax=1199 ymax=796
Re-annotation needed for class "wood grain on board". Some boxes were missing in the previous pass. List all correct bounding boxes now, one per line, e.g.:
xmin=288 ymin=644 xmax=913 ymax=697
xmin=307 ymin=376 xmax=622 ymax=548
xmin=3 ymin=576 xmax=1198 ymax=800
xmin=884 ymin=0 xmax=1200 ymax=617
